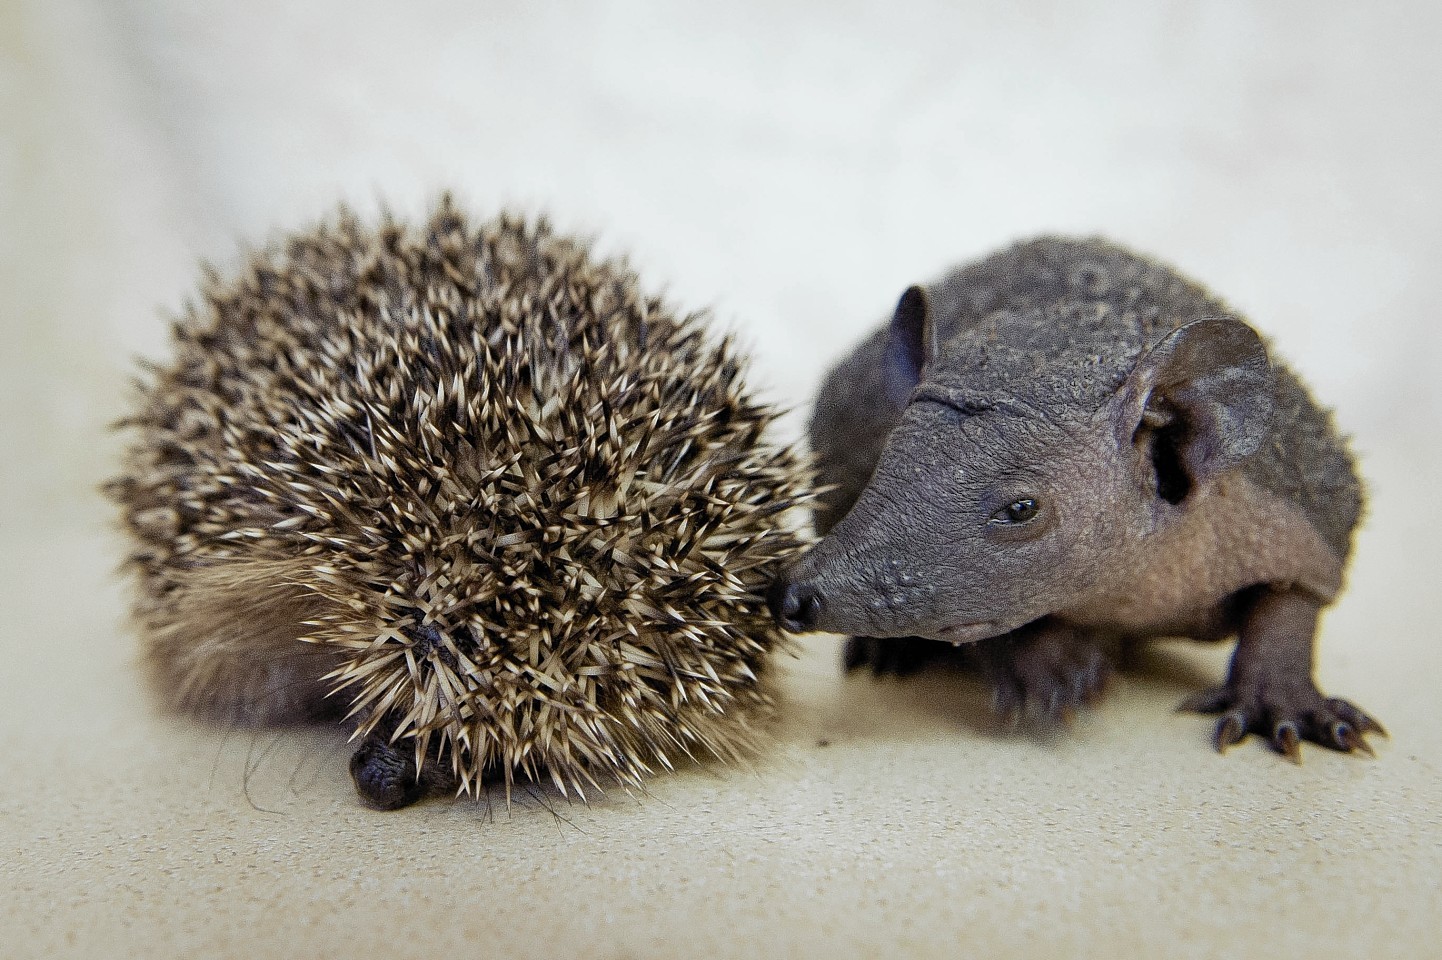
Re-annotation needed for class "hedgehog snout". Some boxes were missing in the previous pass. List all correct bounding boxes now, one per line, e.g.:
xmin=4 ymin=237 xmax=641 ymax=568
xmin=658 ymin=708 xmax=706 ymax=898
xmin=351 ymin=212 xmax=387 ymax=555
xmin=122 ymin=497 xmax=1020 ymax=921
xmin=768 ymin=572 xmax=823 ymax=633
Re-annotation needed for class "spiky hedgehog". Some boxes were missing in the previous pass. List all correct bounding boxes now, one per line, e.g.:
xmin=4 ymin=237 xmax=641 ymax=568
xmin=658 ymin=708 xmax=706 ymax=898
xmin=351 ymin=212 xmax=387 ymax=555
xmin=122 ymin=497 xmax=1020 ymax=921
xmin=109 ymin=199 xmax=813 ymax=809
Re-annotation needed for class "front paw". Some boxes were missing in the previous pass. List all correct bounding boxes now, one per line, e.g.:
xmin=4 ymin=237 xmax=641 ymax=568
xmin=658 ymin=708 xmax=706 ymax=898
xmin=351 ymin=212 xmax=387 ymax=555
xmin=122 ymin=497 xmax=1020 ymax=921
xmin=1180 ymin=682 xmax=1385 ymax=761
xmin=980 ymin=630 xmax=1111 ymax=724
xmin=350 ymin=735 xmax=425 ymax=810
xmin=842 ymin=636 xmax=952 ymax=677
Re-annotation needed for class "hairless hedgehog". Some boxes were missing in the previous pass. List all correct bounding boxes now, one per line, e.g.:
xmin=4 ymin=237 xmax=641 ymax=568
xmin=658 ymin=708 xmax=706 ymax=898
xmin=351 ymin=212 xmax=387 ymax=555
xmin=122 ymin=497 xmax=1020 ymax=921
xmin=771 ymin=236 xmax=1382 ymax=760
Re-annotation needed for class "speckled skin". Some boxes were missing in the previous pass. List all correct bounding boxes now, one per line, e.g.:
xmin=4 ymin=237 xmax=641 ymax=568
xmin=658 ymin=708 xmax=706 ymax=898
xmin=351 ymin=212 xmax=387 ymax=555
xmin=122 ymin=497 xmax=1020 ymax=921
xmin=812 ymin=238 xmax=1361 ymax=554
xmin=782 ymin=237 xmax=1381 ymax=759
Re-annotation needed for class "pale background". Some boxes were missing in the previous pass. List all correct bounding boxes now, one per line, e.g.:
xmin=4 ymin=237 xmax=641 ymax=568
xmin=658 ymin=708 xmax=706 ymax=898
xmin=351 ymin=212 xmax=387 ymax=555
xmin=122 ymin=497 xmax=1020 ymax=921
xmin=3 ymin=2 xmax=1440 ymax=958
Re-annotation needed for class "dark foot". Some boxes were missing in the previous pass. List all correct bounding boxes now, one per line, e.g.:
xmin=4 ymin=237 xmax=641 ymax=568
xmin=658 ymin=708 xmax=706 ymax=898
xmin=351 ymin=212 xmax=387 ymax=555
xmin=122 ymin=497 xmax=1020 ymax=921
xmin=843 ymin=635 xmax=955 ymax=677
xmin=1187 ymin=586 xmax=1386 ymax=761
xmin=978 ymin=627 xmax=1111 ymax=723
xmin=1180 ymin=683 xmax=1384 ymax=761
xmin=350 ymin=734 xmax=426 ymax=810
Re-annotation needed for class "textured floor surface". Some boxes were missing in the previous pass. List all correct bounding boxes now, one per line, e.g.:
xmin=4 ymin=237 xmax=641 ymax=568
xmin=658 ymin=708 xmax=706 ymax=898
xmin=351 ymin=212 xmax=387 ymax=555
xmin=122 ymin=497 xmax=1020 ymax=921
xmin=3 ymin=3 xmax=1441 ymax=958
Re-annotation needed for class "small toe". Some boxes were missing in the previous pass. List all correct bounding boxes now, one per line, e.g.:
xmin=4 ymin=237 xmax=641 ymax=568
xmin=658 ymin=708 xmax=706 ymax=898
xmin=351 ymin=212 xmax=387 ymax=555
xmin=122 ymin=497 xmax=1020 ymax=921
xmin=983 ymin=631 xmax=1113 ymax=725
xmin=1083 ymin=651 xmax=1111 ymax=704
xmin=1326 ymin=720 xmax=1375 ymax=757
xmin=1029 ymin=674 xmax=1068 ymax=720
xmin=1214 ymin=711 xmax=1248 ymax=753
xmin=990 ymin=674 xmax=1024 ymax=727
xmin=1326 ymin=697 xmax=1387 ymax=737
xmin=1272 ymin=720 xmax=1302 ymax=764
xmin=1188 ymin=681 xmax=1384 ymax=762
xmin=1068 ymin=648 xmax=1110 ymax=707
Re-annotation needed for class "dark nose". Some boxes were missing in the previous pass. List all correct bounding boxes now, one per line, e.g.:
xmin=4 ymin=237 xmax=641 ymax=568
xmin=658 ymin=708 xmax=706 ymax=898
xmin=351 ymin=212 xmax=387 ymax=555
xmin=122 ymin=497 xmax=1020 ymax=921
xmin=767 ymin=576 xmax=824 ymax=633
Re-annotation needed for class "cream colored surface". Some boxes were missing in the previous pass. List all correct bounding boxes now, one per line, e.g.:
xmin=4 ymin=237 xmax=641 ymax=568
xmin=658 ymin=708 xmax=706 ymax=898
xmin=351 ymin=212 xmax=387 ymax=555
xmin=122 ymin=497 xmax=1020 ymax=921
xmin=3 ymin=3 xmax=1441 ymax=958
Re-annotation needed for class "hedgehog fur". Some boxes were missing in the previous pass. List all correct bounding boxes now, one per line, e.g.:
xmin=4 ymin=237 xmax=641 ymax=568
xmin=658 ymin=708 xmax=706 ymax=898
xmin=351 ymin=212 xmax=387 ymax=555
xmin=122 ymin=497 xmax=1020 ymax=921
xmin=109 ymin=199 xmax=813 ymax=807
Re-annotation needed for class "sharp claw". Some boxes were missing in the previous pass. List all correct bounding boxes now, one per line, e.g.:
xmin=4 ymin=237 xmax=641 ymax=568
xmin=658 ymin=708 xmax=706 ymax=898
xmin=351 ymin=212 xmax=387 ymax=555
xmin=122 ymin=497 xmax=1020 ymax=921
xmin=1214 ymin=712 xmax=1247 ymax=753
xmin=1057 ymin=704 xmax=1077 ymax=727
xmin=1274 ymin=721 xmax=1302 ymax=763
xmin=1358 ymin=715 xmax=1388 ymax=738
xmin=1326 ymin=698 xmax=1388 ymax=737
xmin=1332 ymin=722 xmax=1376 ymax=757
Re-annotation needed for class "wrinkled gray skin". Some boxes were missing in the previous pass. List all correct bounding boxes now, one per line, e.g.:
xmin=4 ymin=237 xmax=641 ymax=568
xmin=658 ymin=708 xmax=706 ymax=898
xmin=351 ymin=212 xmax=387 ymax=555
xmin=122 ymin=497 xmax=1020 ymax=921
xmin=773 ymin=237 xmax=1382 ymax=759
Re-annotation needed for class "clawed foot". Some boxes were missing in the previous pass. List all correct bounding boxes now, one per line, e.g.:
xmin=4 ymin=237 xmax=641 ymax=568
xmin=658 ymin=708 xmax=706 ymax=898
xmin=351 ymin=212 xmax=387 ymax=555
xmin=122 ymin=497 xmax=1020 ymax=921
xmin=844 ymin=630 xmax=1113 ymax=724
xmin=1180 ymin=683 xmax=1385 ymax=761
xmin=980 ymin=630 xmax=1112 ymax=724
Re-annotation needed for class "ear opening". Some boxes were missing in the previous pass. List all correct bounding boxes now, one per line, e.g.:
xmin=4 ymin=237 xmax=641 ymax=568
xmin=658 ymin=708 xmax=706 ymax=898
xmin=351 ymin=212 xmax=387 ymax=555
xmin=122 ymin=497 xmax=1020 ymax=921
xmin=1146 ymin=418 xmax=1192 ymax=505
xmin=1126 ymin=400 xmax=1192 ymax=505
xmin=1117 ymin=317 xmax=1274 ymax=500
xmin=882 ymin=285 xmax=934 ymax=407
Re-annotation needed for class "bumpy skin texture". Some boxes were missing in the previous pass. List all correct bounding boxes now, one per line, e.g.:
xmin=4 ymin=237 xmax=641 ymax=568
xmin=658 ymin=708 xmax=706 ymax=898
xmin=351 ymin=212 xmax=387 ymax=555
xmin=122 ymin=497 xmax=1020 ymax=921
xmin=109 ymin=200 xmax=812 ymax=807
xmin=785 ymin=237 xmax=1380 ymax=760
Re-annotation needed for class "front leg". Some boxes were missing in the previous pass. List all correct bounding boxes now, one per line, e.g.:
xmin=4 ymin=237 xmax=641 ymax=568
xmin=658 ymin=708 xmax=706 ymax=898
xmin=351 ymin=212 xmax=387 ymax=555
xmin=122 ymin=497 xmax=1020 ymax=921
xmin=1181 ymin=586 xmax=1384 ymax=760
xmin=843 ymin=635 xmax=957 ymax=676
xmin=974 ymin=620 xmax=1112 ymax=723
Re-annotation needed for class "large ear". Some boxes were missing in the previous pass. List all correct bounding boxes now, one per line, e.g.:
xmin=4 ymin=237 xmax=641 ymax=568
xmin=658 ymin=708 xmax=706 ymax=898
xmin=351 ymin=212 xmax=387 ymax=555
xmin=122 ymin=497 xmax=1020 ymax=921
xmin=1116 ymin=316 xmax=1274 ymax=495
xmin=882 ymin=285 xmax=939 ymax=406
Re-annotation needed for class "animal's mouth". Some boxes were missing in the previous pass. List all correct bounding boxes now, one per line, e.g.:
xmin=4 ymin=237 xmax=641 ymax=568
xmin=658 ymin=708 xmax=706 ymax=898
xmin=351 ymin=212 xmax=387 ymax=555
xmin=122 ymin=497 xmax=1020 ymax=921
xmin=933 ymin=622 xmax=1000 ymax=645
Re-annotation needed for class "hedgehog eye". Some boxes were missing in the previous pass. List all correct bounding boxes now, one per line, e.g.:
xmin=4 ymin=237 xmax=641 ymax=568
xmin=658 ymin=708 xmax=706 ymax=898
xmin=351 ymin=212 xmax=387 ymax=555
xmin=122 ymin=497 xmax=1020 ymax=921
xmin=990 ymin=498 xmax=1039 ymax=525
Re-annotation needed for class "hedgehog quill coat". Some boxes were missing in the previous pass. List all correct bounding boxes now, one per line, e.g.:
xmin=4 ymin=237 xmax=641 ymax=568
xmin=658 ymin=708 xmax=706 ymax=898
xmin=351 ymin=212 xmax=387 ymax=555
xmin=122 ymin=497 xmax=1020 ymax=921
xmin=110 ymin=202 xmax=812 ymax=806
